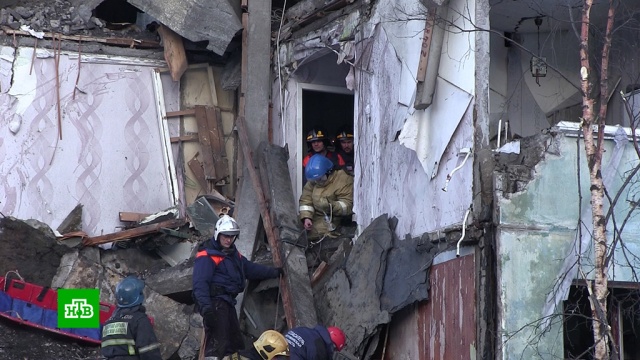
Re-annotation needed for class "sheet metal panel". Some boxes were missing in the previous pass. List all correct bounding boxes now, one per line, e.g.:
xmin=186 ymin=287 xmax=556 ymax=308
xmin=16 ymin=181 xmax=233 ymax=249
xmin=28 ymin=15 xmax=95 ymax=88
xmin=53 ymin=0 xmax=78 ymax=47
xmin=418 ymin=254 xmax=476 ymax=360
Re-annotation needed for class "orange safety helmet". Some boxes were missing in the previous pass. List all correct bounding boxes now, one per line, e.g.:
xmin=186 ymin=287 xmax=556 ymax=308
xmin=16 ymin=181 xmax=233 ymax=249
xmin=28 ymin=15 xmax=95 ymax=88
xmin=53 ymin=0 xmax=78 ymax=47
xmin=327 ymin=326 xmax=346 ymax=351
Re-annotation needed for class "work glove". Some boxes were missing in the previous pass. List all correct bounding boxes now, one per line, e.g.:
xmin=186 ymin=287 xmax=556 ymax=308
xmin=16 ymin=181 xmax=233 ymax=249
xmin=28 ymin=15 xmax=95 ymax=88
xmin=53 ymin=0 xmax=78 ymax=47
xmin=315 ymin=197 xmax=331 ymax=213
xmin=202 ymin=309 xmax=216 ymax=329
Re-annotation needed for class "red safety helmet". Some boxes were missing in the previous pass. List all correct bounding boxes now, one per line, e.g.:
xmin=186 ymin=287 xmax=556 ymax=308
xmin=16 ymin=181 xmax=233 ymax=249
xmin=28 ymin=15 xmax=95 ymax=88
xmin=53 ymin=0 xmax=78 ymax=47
xmin=327 ymin=326 xmax=346 ymax=351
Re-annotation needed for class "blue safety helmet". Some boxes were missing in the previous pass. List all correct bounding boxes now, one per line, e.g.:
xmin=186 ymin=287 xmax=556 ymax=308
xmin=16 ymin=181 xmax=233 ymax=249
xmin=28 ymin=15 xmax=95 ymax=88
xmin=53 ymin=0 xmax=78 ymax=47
xmin=115 ymin=276 xmax=145 ymax=308
xmin=305 ymin=154 xmax=334 ymax=181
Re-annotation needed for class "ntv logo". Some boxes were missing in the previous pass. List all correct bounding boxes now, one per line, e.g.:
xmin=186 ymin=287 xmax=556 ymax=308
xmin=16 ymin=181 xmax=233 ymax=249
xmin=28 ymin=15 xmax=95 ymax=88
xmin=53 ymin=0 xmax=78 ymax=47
xmin=58 ymin=289 xmax=100 ymax=328
xmin=64 ymin=299 xmax=95 ymax=319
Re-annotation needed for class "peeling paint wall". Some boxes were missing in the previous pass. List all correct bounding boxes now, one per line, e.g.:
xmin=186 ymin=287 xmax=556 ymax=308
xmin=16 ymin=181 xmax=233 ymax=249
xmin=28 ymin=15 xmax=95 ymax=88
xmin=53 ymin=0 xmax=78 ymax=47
xmin=495 ymin=132 xmax=640 ymax=359
xmin=0 ymin=46 xmax=176 ymax=236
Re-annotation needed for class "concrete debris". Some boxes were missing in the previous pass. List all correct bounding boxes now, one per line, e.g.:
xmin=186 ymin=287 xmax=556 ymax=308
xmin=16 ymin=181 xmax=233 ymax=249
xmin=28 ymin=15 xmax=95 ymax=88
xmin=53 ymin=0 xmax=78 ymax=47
xmin=315 ymin=214 xmax=393 ymax=358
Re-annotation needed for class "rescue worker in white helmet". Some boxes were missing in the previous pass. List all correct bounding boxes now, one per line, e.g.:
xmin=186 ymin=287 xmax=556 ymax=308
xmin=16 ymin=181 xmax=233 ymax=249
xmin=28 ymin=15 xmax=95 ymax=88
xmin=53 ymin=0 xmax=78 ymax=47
xmin=222 ymin=330 xmax=289 ymax=360
xmin=298 ymin=154 xmax=354 ymax=240
xmin=193 ymin=215 xmax=284 ymax=360
xmin=302 ymin=128 xmax=344 ymax=184
xmin=101 ymin=276 xmax=162 ymax=360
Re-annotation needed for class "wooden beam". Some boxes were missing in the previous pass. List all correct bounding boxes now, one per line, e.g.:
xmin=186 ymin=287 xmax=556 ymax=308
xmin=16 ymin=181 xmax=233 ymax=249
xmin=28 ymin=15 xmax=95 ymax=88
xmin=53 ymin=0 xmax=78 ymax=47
xmin=165 ymin=109 xmax=196 ymax=118
xmin=170 ymin=134 xmax=199 ymax=143
xmin=187 ymin=153 xmax=209 ymax=192
xmin=236 ymin=115 xmax=296 ymax=328
xmin=310 ymin=261 xmax=328 ymax=287
xmin=119 ymin=212 xmax=152 ymax=222
xmin=1 ymin=26 xmax=161 ymax=48
xmin=82 ymin=219 xmax=186 ymax=246
xmin=194 ymin=106 xmax=217 ymax=180
xmin=206 ymin=106 xmax=229 ymax=183
xmin=157 ymin=24 xmax=188 ymax=82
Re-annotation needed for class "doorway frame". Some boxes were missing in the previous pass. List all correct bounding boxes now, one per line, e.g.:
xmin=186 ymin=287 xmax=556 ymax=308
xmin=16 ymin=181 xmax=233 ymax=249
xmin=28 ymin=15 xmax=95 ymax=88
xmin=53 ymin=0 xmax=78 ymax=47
xmin=296 ymin=82 xmax=354 ymax=199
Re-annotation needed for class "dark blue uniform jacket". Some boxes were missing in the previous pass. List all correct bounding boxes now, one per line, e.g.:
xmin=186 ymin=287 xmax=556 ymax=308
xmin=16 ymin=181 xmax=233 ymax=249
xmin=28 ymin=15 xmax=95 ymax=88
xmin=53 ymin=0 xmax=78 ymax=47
xmin=285 ymin=325 xmax=334 ymax=360
xmin=192 ymin=238 xmax=279 ymax=313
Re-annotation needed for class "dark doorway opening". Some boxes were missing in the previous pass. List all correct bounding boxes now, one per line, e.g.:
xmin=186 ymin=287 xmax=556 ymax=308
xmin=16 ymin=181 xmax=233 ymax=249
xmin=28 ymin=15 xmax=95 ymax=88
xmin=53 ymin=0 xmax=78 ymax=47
xmin=94 ymin=0 xmax=141 ymax=25
xmin=301 ymin=89 xmax=354 ymax=158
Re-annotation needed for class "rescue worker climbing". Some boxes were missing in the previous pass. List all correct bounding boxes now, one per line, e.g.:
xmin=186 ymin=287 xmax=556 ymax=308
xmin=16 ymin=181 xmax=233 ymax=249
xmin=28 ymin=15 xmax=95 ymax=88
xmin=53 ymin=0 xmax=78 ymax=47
xmin=299 ymin=154 xmax=353 ymax=240
xmin=302 ymin=128 xmax=344 ymax=183
xmin=222 ymin=330 xmax=289 ymax=360
xmin=335 ymin=125 xmax=354 ymax=176
xmin=101 ymin=276 xmax=162 ymax=360
xmin=193 ymin=215 xmax=283 ymax=360
xmin=284 ymin=325 xmax=346 ymax=360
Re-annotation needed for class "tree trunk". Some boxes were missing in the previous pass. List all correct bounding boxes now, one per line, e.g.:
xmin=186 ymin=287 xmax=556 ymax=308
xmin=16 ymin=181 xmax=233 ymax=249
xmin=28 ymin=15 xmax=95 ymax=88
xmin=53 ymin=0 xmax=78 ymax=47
xmin=580 ymin=0 xmax=616 ymax=358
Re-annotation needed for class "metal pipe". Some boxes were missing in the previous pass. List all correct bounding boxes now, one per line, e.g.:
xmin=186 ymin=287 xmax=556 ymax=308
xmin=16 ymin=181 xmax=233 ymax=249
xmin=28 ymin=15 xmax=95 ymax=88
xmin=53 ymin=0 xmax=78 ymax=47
xmin=442 ymin=149 xmax=472 ymax=192
xmin=456 ymin=208 xmax=471 ymax=257
xmin=497 ymin=118 xmax=502 ymax=149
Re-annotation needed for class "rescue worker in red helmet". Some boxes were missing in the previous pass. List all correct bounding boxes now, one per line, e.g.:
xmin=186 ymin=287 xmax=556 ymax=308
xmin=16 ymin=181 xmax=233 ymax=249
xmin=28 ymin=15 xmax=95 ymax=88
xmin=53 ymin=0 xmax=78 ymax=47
xmin=299 ymin=154 xmax=353 ymax=240
xmin=193 ymin=215 xmax=284 ymax=360
xmin=302 ymin=128 xmax=344 ymax=184
xmin=334 ymin=125 xmax=354 ymax=176
xmin=284 ymin=325 xmax=346 ymax=360
xmin=101 ymin=276 xmax=162 ymax=360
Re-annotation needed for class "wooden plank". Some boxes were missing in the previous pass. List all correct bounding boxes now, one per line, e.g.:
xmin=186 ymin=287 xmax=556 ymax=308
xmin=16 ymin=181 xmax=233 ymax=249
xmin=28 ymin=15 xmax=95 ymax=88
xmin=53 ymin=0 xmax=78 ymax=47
xmin=310 ymin=261 xmax=328 ymax=287
xmin=157 ymin=24 xmax=188 ymax=82
xmin=207 ymin=66 xmax=219 ymax=107
xmin=187 ymin=153 xmax=209 ymax=192
xmin=165 ymin=109 xmax=196 ymax=118
xmin=1 ymin=26 xmax=161 ymax=48
xmin=194 ymin=106 xmax=217 ymax=180
xmin=119 ymin=212 xmax=152 ymax=222
xmin=170 ymin=134 xmax=199 ymax=143
xmin=83 ymin=219 xmax=186 ymax=246
xmin=237 ymin=115 xmax=297 ymax=328
xmin=206 ymin=106 xmax=230 ymax=183
xmin=415 ymin=8 xmax=435 ymax=83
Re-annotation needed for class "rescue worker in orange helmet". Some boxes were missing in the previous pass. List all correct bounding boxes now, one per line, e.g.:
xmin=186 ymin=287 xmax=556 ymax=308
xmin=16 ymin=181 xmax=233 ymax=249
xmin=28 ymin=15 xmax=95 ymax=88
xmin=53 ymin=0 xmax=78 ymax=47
xmin=299 ymin=154 xmax=353 ymax=240
xmin=193 ymin=215 xmax=284 ymax=360
xmin=302 ymin=128 xmax=344 ymax=184
xmin=334 ymin=125 xmax=354 ymax=176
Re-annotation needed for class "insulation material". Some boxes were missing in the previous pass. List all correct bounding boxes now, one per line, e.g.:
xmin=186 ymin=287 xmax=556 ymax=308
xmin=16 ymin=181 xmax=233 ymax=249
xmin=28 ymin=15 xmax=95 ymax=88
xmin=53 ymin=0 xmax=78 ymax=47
xmin=0 ymin=47 xmax=175 ymax=236
xmin=399 ymin=76 xmax=472 ymax=178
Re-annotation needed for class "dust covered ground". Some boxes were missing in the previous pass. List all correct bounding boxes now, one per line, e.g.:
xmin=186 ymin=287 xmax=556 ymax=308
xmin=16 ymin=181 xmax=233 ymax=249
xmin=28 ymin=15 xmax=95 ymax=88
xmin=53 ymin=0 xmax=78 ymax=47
xmin=0 ymin=217 xmax=101 ymax=360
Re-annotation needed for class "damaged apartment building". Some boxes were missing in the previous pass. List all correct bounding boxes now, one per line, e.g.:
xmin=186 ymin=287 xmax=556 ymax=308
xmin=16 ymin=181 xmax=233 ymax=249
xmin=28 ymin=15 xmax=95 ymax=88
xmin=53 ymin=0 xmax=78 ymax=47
xmin=2 ymin=0 xmax=640 ymax=359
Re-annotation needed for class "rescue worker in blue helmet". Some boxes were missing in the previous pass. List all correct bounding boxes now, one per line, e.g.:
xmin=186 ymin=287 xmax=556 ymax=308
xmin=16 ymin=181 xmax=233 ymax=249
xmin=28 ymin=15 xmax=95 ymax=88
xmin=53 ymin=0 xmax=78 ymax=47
xmin=284 ymin=325 xmax=346 ymax=360
xmin=299 ymin=154 xmax=353 ymax=240
xmin=193 ymin=215 xmax=284 ymax=360
xmin=101 ymin=276 xmax=162 ymax=360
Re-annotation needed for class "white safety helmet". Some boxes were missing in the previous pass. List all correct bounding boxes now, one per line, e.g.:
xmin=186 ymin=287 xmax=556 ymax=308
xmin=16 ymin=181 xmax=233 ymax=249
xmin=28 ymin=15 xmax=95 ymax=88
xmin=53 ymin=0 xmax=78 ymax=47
xmin=214 ymin=215 xmax=240 ymax=242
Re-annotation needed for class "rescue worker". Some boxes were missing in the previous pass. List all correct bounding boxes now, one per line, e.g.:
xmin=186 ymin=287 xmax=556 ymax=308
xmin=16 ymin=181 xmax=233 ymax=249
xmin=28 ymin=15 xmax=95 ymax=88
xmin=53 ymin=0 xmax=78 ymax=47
xmin=299 ymin=154 xmax=353 ymax=240
xmin=284 ymin=325 xmax=346 ymax=360
xmin=335 ymin=125 xmax=354 ymax=176
xmin=302 ymin=128 xmax=344 ymax=184
xmin=193 ymin=215 xmax=284 ymax=360
xmin=101 ymin=276 xmax=162 ymax=360
xmin=222 ymin=330 xmax=289 ymax=360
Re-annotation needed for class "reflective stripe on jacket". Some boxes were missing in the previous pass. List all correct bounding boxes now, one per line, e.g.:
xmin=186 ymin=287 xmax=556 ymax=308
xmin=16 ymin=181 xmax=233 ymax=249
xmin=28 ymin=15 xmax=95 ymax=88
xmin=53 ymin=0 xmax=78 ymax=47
xmin=101 ymin=306 xmax=162 ymax=360
xmin=299 ymin=169 xmax=354 ymax=236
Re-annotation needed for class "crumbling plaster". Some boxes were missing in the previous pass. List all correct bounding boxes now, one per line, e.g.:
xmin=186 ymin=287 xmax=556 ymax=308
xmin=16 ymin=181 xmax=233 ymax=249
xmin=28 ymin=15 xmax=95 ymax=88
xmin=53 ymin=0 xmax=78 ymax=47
xmin=495 ymin=131 xmax=640 ymax=359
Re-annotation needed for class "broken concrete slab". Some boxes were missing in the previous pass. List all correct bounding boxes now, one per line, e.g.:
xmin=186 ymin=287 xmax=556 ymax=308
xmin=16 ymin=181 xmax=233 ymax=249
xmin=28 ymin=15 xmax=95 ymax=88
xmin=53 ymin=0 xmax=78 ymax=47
xmin=186 ymin=196 xmax=220 ymax=238
xmin=126 ymin=0 xmax=241 ymax=55
xmin=52 ymin=246 xmax=198 ymax=359
xmin=145 ymin=258 xmax=194 ymax=296
xmin=314 ymin=214 xmax=393 ymax=357
xmin=57 ymin=204 xmax=83 ymax=234
xmin=0 ymin=216 xmax=72 ymax=287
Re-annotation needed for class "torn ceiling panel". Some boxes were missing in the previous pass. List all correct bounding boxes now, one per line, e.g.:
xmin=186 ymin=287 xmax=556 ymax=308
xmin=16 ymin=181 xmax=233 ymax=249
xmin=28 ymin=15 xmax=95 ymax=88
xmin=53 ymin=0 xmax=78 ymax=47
xmin=126 ymin=0 xmax=241 ymax=55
